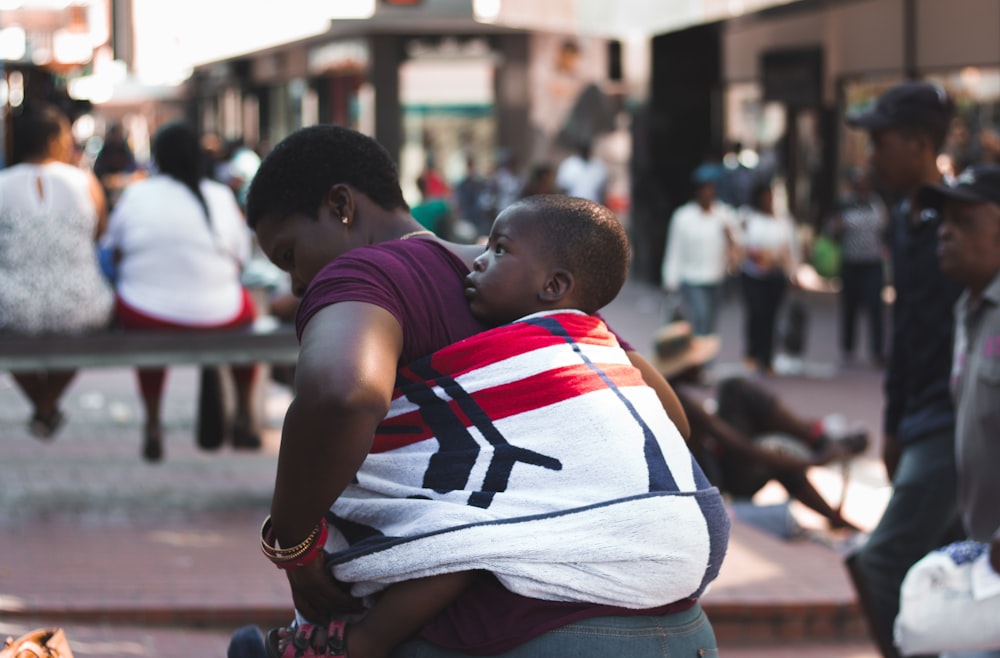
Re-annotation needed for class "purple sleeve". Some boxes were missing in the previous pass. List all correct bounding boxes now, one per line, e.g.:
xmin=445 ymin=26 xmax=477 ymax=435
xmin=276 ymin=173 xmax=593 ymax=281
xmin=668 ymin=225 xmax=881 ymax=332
xmin=294 ymin=240 xmax=486 ymax=365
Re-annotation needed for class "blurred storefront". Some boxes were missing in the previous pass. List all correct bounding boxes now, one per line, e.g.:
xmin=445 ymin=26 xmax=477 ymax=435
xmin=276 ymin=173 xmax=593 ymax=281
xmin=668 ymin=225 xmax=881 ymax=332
xmin=720 ymin=0 xmax=1000 ymax=225
xmin=185 ymin=1 xmax=631 ymax=207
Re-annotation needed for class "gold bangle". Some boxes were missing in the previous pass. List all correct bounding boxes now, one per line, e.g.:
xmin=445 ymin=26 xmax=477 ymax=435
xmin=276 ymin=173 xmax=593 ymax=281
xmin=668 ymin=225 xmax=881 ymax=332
xmin=260 ymin=515 xmax=324 ymax=561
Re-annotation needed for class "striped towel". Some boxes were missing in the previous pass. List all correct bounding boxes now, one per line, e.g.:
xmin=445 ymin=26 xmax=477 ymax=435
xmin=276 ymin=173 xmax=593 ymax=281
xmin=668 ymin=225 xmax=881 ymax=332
xmin=324 ymin=310 xmax=729 ymax=608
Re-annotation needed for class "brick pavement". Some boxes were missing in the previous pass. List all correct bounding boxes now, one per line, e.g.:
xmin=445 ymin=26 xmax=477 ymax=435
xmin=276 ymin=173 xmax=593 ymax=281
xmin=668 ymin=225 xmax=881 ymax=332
xmin=0 ymin=280 xmax=885 ymax=656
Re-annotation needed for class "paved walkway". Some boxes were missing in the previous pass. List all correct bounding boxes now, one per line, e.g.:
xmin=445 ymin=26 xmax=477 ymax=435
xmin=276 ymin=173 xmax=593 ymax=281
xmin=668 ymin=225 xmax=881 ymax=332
xmin=0 ymin=280 xmax=886 ymax=657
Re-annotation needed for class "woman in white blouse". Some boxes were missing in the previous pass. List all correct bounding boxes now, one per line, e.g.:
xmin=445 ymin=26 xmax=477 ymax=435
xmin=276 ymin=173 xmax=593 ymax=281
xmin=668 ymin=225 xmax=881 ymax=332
xmin=738 ymin=182 xmax=799 ymax=373
xmin=105 ymin=121 xmax=258 ymax=462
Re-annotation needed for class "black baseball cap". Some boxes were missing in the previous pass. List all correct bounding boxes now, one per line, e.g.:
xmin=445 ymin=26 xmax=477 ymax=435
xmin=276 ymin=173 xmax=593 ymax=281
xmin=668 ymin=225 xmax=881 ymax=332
xmin=918 ymin=164 xmax=1000 ymax=211
xmin=846 ymin=81 xmax=955 ymax=132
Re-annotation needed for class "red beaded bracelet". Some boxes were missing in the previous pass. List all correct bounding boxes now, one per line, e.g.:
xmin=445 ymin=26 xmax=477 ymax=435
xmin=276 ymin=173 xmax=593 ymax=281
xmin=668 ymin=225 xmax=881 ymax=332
xmin=260 ymin=515 xmax=329 ymax=570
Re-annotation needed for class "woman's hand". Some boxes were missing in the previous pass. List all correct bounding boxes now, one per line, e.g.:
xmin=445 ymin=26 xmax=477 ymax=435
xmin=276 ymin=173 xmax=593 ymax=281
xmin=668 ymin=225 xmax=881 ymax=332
xmin=285 ymin=558 xmax=363 ymax=624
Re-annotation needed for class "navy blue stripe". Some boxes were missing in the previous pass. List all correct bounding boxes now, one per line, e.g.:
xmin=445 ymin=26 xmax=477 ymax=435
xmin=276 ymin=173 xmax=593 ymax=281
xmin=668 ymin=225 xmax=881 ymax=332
xmin=523 ymin=316 xmax=678 ymax=493
xmin=691 ymin=487 xmax=730 ymax=597
xmin=327 ymin=489 xmax=721 ymax=565
xmin=406 ymin=359 xmax=561 ymax=509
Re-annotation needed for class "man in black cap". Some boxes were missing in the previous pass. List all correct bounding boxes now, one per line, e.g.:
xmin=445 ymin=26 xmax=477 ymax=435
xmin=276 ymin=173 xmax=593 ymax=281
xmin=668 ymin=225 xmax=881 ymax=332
xmin=844 ymin=81 xmax=965 ymax=658
xmin=921 ymin=166 xmax=1000 ymax=622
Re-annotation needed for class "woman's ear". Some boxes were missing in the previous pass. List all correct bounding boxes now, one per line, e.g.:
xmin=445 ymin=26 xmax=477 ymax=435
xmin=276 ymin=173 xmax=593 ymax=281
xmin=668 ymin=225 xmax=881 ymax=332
xmin=539 ymin=268 xmax=573 ymax=303
xmin=324 ymin=183 xmax=355 ymax=223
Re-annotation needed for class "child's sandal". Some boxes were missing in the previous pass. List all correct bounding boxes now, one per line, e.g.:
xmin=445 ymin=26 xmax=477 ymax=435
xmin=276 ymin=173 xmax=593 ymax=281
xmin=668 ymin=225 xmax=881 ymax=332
xmin=266 ymin=619 xmax=347 ymax=658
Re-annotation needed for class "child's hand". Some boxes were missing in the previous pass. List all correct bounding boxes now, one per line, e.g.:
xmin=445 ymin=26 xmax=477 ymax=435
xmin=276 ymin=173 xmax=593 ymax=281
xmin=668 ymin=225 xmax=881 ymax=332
xmin=286 ymin=556 xmax=363 ymax=623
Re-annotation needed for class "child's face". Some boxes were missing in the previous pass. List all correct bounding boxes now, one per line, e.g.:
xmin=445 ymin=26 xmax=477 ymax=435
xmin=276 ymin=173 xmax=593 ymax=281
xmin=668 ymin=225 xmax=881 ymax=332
xmin=465 ymin=206 xmax=552 ymax=326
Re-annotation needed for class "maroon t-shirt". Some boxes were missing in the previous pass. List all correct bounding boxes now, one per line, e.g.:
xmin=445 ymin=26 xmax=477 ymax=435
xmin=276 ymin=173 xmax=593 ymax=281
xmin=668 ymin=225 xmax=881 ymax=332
xmin=295 ymin=238 xmax=685 ymax=654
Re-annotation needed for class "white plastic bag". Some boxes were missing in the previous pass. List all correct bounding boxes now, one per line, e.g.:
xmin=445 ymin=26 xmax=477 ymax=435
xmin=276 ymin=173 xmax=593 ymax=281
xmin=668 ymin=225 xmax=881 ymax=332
xmin=894 ymin=541 xmax=1000 ymax=656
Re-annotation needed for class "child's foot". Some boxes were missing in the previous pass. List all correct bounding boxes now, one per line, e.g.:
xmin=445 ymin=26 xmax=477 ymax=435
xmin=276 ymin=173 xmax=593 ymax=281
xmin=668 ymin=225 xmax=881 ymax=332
xmin=266 ymin=620 xmax=347 ymax=658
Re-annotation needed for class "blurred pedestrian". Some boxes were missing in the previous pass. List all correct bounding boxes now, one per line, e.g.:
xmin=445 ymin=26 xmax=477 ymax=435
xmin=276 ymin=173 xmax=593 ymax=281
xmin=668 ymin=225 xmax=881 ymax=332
xmin=518 ymin=162 xmax=558 ymax=199
xmin=453 ymin=154 xmax=490 ymax=238
xmin=844 ymin=81 xmax=964 ymax=658
xmin=411 ymin=175 xmax=454 ymax=240
xmin=738 ymin=181 xmax=799 ymax=374
xmin=92 ymin=123 xmax=138 ymax=211
xmin=485 ymin=149 xmax=522 ymax=220
xmin=416 ymin=155 xmax=450 ymax=200
xmin=921 ymin=164 xmax=1000 ymax=658
xmin=0 ymin=103 xmax=114 ymax=439
xmin=827 ymin=168 xmax=890 ymax=366
xmin=661 ymin=164 xmax=740 ymax=336
xmin=224 ymin=138 xmax=262 ymax=212
xmin=556 ymin=139 xmax=608 ymax=203
xmin=104 ymin=121 xmax=259 ymax=462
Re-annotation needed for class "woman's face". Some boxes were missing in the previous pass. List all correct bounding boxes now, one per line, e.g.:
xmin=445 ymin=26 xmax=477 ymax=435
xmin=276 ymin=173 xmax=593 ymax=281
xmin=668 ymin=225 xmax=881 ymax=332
xmin=255 ymin=206 xmax=349 ymax=297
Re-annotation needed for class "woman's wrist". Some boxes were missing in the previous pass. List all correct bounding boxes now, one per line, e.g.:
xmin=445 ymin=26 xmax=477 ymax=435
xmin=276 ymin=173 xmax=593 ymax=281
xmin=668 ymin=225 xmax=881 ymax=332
xmin=260 ymin=515 xmax=329 ymax=570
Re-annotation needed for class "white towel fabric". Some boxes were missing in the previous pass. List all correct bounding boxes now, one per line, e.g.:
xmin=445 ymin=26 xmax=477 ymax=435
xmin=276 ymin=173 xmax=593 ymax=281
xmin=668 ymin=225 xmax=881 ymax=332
xmin=324 ymin=311 xmax=730 ymax=608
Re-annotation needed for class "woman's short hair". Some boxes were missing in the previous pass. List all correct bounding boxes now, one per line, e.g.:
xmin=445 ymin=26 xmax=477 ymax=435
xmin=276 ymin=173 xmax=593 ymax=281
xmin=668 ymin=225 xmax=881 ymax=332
xmin=245 ymin=125 xmax=408 ymax=228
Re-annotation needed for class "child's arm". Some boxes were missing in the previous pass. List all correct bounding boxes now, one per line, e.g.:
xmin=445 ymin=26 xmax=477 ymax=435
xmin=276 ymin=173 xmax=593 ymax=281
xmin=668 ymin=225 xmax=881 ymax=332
xmin=349 ymin=571 xmax=476 ymax=658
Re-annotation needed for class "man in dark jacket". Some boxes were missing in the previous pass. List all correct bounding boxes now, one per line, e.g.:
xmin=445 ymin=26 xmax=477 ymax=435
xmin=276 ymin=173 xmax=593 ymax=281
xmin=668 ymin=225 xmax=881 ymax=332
xmin=844 ymin=81 xmax=964 ymax=658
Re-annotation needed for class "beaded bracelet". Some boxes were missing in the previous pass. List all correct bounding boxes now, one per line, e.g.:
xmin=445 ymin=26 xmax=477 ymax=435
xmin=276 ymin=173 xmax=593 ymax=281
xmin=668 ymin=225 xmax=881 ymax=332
xmin=260 ymin=515 xmax=329 ymax=570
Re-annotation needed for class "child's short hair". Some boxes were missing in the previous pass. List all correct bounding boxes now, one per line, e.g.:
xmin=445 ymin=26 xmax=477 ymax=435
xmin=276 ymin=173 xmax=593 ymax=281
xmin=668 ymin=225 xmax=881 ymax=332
xmin=515 ymin=195 xmax=629 ymax=313
xmin=245 ymin=125 xmax=408 ymax=229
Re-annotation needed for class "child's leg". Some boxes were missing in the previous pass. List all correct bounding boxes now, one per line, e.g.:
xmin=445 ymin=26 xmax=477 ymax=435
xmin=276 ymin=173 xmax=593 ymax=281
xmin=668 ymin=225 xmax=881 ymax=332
xmin=347 ymin=571 xmax=475 ymax=658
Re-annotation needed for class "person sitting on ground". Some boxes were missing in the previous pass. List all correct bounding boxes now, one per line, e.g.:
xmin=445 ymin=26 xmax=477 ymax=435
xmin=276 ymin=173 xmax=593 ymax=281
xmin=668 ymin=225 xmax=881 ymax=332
xmin=653 ymin=321 xmax=869 ymax=531
xmin=103 ymin=121 xmax=260 ymax=462
xmin=0 ymin=103 xmax=114 ymax=439
xmin=242 ymin=122 xmax=718 ymax=658
xmin=260 ymin=194 xmax=729 ymax=658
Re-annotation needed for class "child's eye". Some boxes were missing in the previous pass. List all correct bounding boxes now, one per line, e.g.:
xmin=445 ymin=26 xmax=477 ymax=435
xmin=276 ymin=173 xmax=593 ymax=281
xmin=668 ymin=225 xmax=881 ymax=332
xmin=493 ymin=244 xmax=505 ymax=255
xmin=282 ymin=248 xmax=294 ymax=265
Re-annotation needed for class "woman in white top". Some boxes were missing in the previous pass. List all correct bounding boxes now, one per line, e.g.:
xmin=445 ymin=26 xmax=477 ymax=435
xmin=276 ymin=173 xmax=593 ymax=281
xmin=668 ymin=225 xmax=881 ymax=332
xmin=738 ymin=182 xmax=799 ymax=373
xmin=0 ymin=104 xmax=113 ymax=438
xmin=106 ymin=121 xmax=257 ymax=462
xmin=661 ymin=167 xmax=738 ymax=336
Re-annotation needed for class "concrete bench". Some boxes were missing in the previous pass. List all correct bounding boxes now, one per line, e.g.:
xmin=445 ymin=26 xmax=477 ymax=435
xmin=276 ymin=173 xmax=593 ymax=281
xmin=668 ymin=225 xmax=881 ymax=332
xmin=0 ymin=316 xmax=298 ymax=372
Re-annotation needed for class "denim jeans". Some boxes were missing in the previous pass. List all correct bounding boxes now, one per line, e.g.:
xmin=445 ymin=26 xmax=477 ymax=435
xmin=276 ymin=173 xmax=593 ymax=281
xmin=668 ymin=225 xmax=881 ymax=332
xmin=391 ymin=603 xmax=717 ymax=657
xmin=847 ymin=430 xmax=960 ymax=658
xmin=680 ymin=282 xmax=723 ymax=336
xmin=229 ymin=605 xmax=718 ymax=658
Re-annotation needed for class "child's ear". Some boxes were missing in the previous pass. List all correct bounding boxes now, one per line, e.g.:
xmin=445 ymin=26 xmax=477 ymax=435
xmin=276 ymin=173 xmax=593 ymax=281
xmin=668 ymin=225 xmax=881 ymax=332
xmin=539 ymin=268 xmax=573 ymax=303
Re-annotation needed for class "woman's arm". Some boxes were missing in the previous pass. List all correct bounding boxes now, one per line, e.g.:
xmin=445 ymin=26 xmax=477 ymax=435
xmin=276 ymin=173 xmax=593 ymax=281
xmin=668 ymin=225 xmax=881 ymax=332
xmin=627 ymin=350 xmax=690 ymax=440
xmin=270 ymin=301 xmax=403 ymax=620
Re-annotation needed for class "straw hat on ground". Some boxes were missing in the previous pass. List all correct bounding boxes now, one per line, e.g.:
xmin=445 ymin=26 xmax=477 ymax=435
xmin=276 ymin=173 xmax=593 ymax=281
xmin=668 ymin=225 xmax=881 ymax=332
xmin=652 ymin=321 xmax=721 ymax=380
